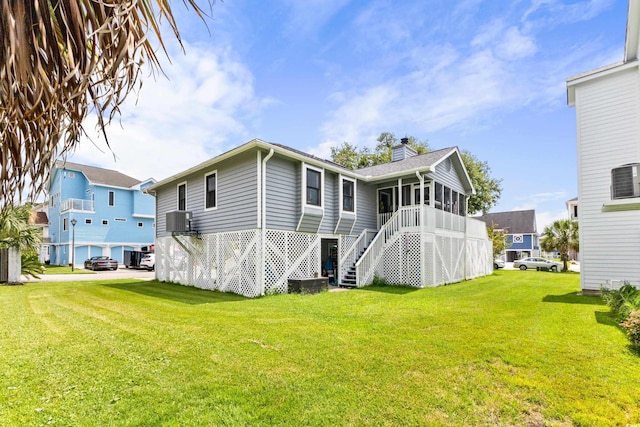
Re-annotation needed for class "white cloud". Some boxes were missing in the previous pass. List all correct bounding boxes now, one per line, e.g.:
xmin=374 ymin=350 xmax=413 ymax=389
xmin=67 ymin=41 xmax=269 ymax=182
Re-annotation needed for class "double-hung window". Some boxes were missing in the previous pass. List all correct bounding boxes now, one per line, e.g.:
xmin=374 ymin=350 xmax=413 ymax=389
xmin=342 ymin=178 xmax=355 ymax=212
xmin=177 ymin=182 xmax=187 ymax=211
xmin=306 ymin=167 xmax=322 ymax=207
xmin=205 ymin=172 xmax=217 ymax=210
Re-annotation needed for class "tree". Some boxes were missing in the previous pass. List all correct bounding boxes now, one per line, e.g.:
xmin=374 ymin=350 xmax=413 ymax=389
xmin=540 ymin=219 xmax=579 ymax=272
xmin=0 ymin=0 xmax=208 ymax=205
xmin=460 ymin=150 xmax=502 ymax=215
xmin=487 ymin=223 xmax=510 ymax=259
xmin=330 ymin=132 xmax=502 ymax=214
xmin=0 ymin=204 xmax=43 ymax=278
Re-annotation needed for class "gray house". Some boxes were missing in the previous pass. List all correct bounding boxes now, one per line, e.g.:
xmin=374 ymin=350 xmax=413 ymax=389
xmin=146 ymin=138 xmax=492 ymax=297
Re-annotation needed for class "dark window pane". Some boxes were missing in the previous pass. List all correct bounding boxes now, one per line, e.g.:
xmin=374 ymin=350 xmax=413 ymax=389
xmin=306 ymin=169 xmax=321 ymax=206
xmin=206 ymin=174 xmax=216 ymax=208
xmin=178 ymin=184 xmax=186 ymax=210
xmin=343 ymin=180 xmax=354 ymax=211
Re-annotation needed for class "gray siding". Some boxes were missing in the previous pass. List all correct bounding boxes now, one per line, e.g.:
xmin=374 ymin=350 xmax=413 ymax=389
xmin=318 ymin=172 xmax=337 ymax=233
xmin=265 ymin=155 xmax=299 ymax=230
xmin=353 ymin=181 xmax=377 ymax=233
xmin=155 ymin=151 xmax=258 ymax=236
xmin=429 ymin=157 xmax=466 ymax=194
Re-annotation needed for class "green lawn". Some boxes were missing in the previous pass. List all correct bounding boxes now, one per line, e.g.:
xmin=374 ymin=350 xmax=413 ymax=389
xmin=1 ymin=271 xmax=638 ymax=426
xmin=41 ymin=265 xmax=95 ymax=275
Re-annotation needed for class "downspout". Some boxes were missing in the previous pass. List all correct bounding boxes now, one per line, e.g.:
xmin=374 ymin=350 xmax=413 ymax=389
xmin=261 ymin=149 xmax=275 ymax=296
xmin=416 ymin=171 xmax=425 ymax=286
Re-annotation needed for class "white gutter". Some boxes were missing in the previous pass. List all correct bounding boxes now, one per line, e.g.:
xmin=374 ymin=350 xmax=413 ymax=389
xmin=260 ymin=149 xmax=275 ymax=296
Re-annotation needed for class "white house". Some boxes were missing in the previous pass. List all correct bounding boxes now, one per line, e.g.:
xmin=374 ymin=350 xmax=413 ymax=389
xmin=566 ymin=0 xmax=640 ymax=292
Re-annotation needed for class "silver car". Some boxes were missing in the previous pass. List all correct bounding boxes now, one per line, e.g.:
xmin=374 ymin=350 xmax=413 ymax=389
xmin=513 ymin=257 xmax=562 ymax=271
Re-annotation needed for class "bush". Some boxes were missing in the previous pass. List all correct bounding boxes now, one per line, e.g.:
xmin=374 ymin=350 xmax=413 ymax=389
xmin=621 ymin=311 xmax=640 ymax=348
xmin=601 ymin=283 xmax=640 ymax=321
xmin=371 ymin=275 xmax=390 ymax=287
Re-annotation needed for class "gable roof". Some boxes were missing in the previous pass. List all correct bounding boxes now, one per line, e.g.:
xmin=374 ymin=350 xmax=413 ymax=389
xmin=54 ymin=161 xmax=142 ymax=189
xmin=146 ymin=139 xmax=475 ymax=194
xmin=475 ymin=210 xmax=537 ymax=234
xmin=356 ymin=147 xmax=453 ymax=177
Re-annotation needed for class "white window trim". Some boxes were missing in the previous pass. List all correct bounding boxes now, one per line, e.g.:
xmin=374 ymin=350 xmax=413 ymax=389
xmin=204 ymin=170 xmax=218 ymax=211
xmin=63 ymin=218 xmax=68 ymax=231
xmin=85 ymin=218 xmax=92 ymax=225
xmin=177 ymin=181 xmax=187 ymax=211
xmin=108 ymin=190 xmax=115 ymax=207
xmin=102 ymin=219 xmax=109 ymax=226
xmin=137 ymin=222 xmax=144 ymax=228
xmin=339 ymin=175 xmax=357 ymax=214
xmin=114 ymin=218 xmax=127 ymax=222
xmin=302 ymin=163 xmax=324 ymax=209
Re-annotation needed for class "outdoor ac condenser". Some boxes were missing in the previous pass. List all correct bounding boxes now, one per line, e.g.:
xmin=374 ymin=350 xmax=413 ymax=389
xmin=611 ymin=163 xmax=640 ymax=199
xmin=166 ymin=211 xmax=192 ymax=233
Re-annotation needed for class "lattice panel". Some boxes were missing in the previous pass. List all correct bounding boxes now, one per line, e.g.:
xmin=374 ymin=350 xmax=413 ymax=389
xmin=382 ymin=236 xmax=403 ymax=284
xmin=405 ymin=234 xmax=422 ymax=287
xmin=264 ymin=230 xmax=321 ymax=294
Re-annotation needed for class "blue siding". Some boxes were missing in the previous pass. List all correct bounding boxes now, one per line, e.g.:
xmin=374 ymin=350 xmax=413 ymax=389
xmin=507 ymin=234 xmax=535 ymax=250
xmin=47 ymin=165 xmax=155 ymax=266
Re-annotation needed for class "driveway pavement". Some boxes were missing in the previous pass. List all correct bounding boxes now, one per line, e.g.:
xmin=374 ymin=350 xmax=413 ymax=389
xmin=501 ymin=262 xmax=580 ymax=272
xmin=22 ymin=267 xmax=155 ymax=282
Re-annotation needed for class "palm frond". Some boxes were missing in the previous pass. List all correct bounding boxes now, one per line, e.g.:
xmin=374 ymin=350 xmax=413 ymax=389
xmin=0 ymin=0 xmax=209 ymax=205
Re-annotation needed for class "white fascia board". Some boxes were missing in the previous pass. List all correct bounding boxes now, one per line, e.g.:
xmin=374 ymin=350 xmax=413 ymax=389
xmin=625 ymin=0 xmax=640 ymax=62
xmin=567 ymin=61 xmax=637 ymax=106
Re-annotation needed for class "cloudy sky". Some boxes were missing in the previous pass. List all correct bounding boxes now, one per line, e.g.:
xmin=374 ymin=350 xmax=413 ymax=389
xmin=68 ymin=0 xmax=628 ymax=231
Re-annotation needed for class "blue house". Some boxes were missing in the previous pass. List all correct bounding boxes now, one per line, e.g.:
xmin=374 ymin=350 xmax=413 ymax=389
xmin=47 ymin=161 xmax=156 ymax=267
xmin=476 ymin=210 xmax=539 ymax=262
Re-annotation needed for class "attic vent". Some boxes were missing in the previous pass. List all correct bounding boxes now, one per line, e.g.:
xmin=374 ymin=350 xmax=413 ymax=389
xmin=612 ymin=164 xmax=640 ymax=199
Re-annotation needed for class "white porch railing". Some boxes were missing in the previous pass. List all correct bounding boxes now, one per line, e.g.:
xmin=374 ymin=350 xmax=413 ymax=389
xmin=339 ymin=229 xmax=376 ymax=282
xmin=378 ymin=207 xmax=472 ymax=233
xmin=60 ymin=198 xmax=94 ymax=212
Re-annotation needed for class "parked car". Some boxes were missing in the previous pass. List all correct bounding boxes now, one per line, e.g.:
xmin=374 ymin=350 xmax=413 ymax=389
xmin=140 ymin=253 xmax=155 ymax=271
xmin=494 ymin=258 xmax=505 ymax=269
xmin=513 ymin=257 xmax=562 ymax=272
xmin=84 ymin=256 xmax=118 ymax=271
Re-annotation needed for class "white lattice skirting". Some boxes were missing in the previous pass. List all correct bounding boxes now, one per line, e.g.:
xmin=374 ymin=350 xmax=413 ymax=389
xmin=156 ymin=228 xmax=493 ymax=297
xmin=156 ymin=230 xmax=321 ymax=297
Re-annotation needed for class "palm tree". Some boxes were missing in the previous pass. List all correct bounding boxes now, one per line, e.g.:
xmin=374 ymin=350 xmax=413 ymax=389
xmin=0 ymin=204 xmax=43 ymax=278
xmin=540 ymin=219 xmax=579 ymax=272
xmin=0 ymin=0 xmax=208 ymax=205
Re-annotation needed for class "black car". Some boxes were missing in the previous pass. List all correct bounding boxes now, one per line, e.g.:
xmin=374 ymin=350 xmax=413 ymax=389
xmin=84 ymin=256 xmax=118 ymax=271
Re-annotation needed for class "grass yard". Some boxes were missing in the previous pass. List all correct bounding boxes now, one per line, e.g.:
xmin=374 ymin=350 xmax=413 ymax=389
xmin=1 ymin=271 xmax=639 ymax=426
xmin=42 ymin=265 xmax=95 ymax=275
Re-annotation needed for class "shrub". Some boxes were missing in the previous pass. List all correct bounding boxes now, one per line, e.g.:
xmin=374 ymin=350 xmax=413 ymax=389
xmin=371 ymin=275 xmax=390 ymax=287
xmin=621 ymin=311 xmax=640 ymax=348
xmin=601 ymin=283 xmax=640 ymax=321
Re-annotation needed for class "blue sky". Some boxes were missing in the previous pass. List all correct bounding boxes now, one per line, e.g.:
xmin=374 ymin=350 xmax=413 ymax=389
xmin=69 ymin=0 xmax=628 ymax=231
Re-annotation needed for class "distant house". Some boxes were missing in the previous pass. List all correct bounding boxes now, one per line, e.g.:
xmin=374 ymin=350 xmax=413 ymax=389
xmin=31 ymin=203 xmax=50 ymax=263
xmin=566 ymin=1 xmax=640 ymax=292
xmin=47 ymin=161 xmax=156 ymax=267
xmin=475 ymin=210 xmax=539 ymax=262
xmin=566 ymin=197 xmax=578 ymax=221
xmin=565 ymin=197 xmax=579 ymax=261
xmin=145 ymin=138 xmax=493 ymax=297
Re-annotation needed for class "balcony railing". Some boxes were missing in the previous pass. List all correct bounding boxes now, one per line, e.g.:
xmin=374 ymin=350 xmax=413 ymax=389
xmin=60 ymin=198 xmax=94 ymax=212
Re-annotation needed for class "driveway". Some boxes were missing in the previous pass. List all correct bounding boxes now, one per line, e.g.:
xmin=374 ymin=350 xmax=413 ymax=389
xmin=22 ymin=267 xmax=155 ymax=283
xmin=501 ymin=262 xmax=580 ymax=272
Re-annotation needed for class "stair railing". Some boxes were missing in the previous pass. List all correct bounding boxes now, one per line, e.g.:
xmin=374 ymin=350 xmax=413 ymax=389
xmin=356 ymin=206 xmax=420 ymax=286
xmin=339 ymin=229 xmax=376 ymax=283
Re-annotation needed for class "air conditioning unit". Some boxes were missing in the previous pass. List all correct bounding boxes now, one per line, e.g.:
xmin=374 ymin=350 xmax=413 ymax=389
xmin=611 ymin=163 xmax=640 ymax=199
xmin=166 ymin=211 xmax=192 ymax=233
